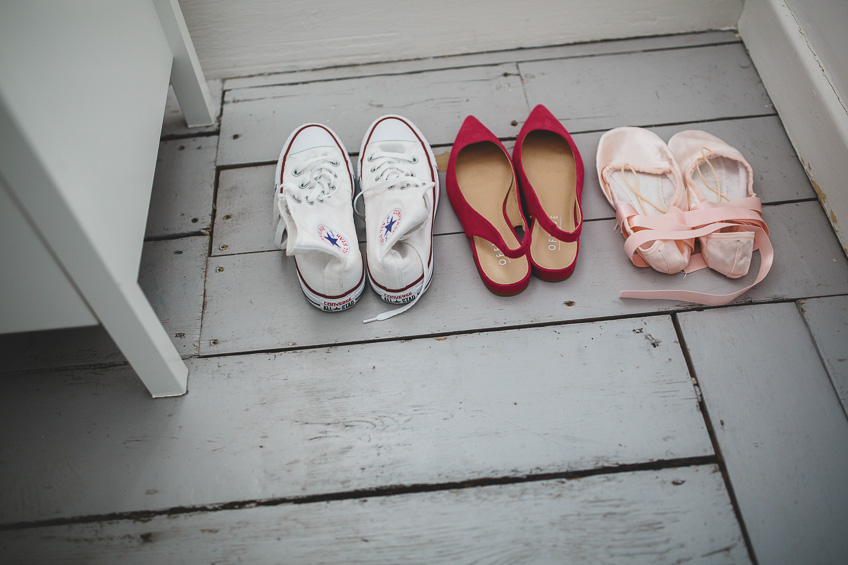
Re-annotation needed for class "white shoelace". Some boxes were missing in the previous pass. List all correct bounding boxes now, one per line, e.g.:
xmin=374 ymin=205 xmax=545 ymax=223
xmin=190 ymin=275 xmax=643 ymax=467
xmin=353 ymin=151 xmax=434 ymax=214
xmin=281 ymin=155 xmax=340 ymax=204
xmin=357 ymin=151 xmax=435 ymax=324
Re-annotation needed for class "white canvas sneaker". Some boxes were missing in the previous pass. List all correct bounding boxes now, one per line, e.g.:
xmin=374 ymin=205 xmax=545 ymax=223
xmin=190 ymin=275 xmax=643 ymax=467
xmin=274 ymin=123 xmax=366 ymax=312
xmin=357 ymin=115 xmax=439 ymax=322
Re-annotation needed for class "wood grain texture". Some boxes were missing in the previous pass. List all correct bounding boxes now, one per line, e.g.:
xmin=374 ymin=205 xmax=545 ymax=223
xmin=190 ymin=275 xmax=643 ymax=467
xmin=211 ymin=115 xmax=811 ymax=257
xmin=218 ymin=42 xmax=771 ymax=168
xmin=520 ymin=43 xmax=773 ymax=134
xmin=0 ymin=236 xmax=208 ymax=374
xmin=146 ymin=137 xmax=218 ymax=238
xmin=218 ymin=64 xmax=527 ymax=166
xmin=180 ymin=0 xmax=742 ymax=78
xmin=200 ymin=202 xmax=848 ymax=355
xmin=799 ymin=295 xmax=848 ymax=415
xmin=224 ymin=31 xmax=740 ymax=90
xmin=677 ymin=303 xmax=848 ymax=565
xmin=213 ymin=164 xmax=280 ymax=256
xmin=0 ymin=467 xmax=749 ymax=564
xmin=0 ymin=316 xmax=711 ymax=523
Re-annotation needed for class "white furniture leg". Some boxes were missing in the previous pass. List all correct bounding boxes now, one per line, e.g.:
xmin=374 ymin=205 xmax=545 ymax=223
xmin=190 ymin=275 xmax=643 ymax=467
xmin=97 ymin=283 xmax=189 ymax=397
xmin=0 ymin=1 xmax=192 ymax=397
xmin=153 ymin=0 xmax=216 ymax=127
xmin=0 ymin=96 xmax=188 ymax=398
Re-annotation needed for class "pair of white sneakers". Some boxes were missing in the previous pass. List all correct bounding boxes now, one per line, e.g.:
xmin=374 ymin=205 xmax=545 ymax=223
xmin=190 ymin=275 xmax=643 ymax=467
xmin=273 ymin=115 xmax=439 ymax=322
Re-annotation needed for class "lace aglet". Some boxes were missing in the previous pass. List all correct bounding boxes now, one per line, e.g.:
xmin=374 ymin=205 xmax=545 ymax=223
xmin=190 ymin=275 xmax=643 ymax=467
xmin=363 ymin=293 xmax=421 ymax=324
xmin=363 ymin=311 xmax=394 ymax=324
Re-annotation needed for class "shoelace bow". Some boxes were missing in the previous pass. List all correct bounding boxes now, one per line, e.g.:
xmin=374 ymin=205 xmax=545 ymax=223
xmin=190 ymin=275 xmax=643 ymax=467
xmin=358 ymin=151 xmax=435 ymax=323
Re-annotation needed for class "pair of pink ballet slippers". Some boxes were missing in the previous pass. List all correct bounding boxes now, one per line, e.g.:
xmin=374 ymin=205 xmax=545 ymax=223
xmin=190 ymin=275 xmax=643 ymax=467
xmin=597 ymin=127 xmax=773 ymax=306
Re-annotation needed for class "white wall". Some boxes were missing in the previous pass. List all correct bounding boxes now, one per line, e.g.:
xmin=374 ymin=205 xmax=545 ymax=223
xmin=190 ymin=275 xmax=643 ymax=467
xmin=179 ymin=0 xmax=742 ymax=79
xmin=739 ymin=0 xmax=848 ymax=254
xmin=784 ymin=0 xmax=848 ymax=111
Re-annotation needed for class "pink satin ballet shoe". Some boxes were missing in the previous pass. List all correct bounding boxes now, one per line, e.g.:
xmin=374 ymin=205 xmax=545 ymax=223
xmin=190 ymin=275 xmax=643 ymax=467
xmin=669 ymin=130 xmax=767 ymax=279
xmin=596 ymin=126 xmax=693 ymax=275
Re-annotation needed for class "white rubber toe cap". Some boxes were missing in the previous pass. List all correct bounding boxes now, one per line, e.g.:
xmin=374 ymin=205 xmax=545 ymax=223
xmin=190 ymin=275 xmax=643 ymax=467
xmin=289 ymin=124 xmax=339 ymax=154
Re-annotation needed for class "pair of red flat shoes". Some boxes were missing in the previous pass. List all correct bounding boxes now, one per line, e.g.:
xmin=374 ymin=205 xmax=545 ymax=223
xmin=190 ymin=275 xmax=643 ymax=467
xmin=446 ymin=105 xmax=584 ymax=295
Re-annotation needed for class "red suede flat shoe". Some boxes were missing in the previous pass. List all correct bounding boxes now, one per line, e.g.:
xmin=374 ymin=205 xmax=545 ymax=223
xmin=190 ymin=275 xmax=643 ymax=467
xmin=446 ymin=116 xmax=531 ymax=296
xmin=513 ymin=104 xmax=584 ymax=281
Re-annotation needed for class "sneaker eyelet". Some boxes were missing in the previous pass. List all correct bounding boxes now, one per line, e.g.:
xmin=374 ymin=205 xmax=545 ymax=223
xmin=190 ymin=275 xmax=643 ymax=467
xmin=367 ymin=154 xmax=375 ymax=162
xmin=331 ymin=159 xmax=340 ymax=166
xmin=292 ymin=168 xmax=302 ymax=176
xmin=410 ymin=156 xmax=418 ymax=164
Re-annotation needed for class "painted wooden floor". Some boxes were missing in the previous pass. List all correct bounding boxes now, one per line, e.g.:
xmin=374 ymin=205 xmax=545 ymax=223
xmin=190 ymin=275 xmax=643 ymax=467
xmin=2 ymin=32 xmax=848 ymax=564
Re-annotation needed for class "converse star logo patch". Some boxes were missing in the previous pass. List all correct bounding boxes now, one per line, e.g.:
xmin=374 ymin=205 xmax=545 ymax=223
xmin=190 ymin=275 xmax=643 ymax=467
xmin=317 ymin=225 xmax=350 ymax=254
xmin=379 ymin=208 xmax=403 ymax=244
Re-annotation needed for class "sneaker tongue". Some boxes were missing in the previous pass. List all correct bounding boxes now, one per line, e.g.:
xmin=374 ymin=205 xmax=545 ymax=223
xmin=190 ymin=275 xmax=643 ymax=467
xmin=282 ymin=198 xmax=354 ymax=260
xmin=366 ymin=188 xmax=431 ymax=260
xmin=372 ymin=141 xmax=412 ymax=153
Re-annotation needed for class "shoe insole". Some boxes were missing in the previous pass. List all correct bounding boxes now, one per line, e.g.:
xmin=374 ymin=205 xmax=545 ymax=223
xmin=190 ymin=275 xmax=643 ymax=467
xmin=607 ymin=168 xmax=677 ymax=217
xmin=456 ymin=142 xmax=529 ymax=287
xmin=692 ymin=156 xmax=748 ymax=203
xmin=521 ymin=131 xmax=579 ymax=271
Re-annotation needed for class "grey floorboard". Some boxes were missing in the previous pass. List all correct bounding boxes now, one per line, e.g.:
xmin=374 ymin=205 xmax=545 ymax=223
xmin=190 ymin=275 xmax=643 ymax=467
xmin=200 ymin=201 xmax=848 ymax=355
xmin=4 ymin=33 xmax=845 ymax=560
xmin=212 ymin=115 xmax=811 ymax=258
xmin=520 ymin=42 xmax=773 ymax=133
xmin=213 ymin=164 xmax=278 ymax=256
xmin=799 ymin=295 xmax=848 ymax=415
xmin=0 ymin=467 xmax=749 ymax=565
xmin=0 ymin=317 xmax=710 ymax=524
xmin=0 ymin=236 xmax=208 ymax=374
xmin=220 ymin=43 xmax=770 ymax=168
xmin=225 ymin=31 xmax=739 ymax=90
xmin=218 ymin=64 xmax=527 ymax=166
xmin=678 ymin=303 xmax=848 ymax=565
xmin=146 ymin=137 xmax=218 ymax=238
